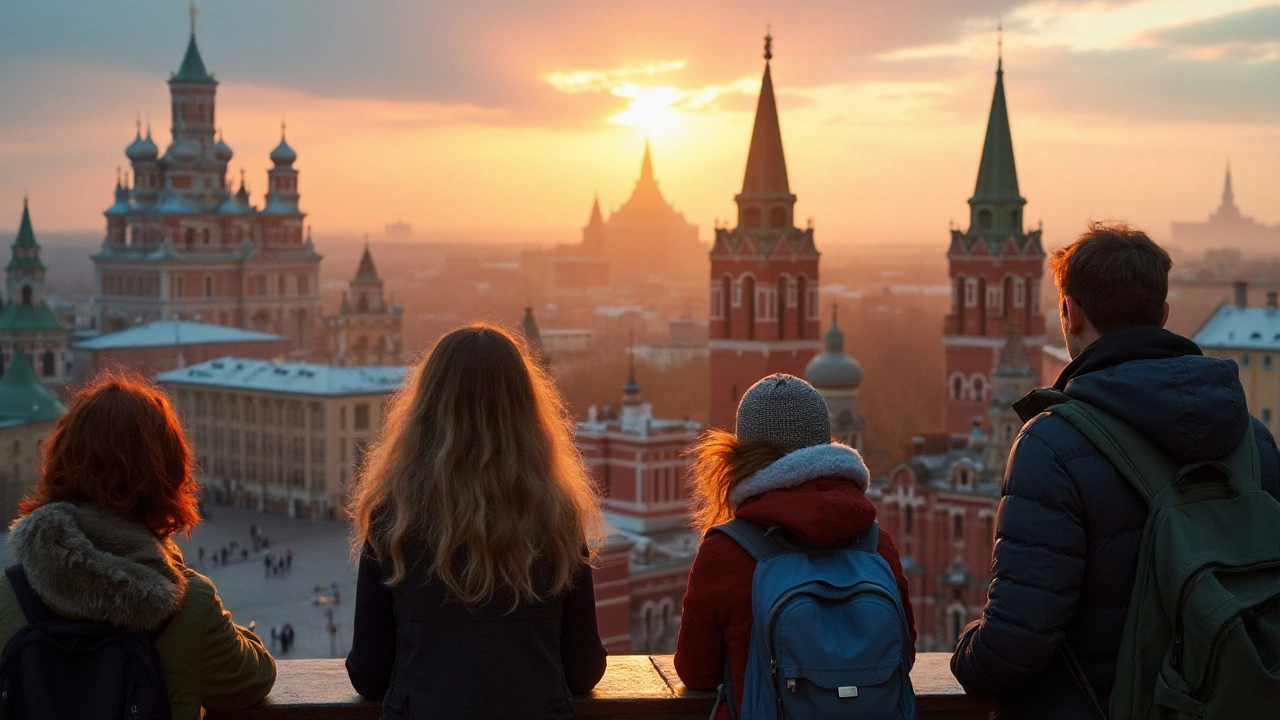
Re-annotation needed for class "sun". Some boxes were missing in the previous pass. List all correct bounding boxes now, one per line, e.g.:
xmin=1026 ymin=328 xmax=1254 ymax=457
xmin=607 ymin=84 xmax=683 ymax=134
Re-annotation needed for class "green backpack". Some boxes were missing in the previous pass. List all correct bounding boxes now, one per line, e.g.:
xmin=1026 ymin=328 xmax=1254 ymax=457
xmin=1037 ymin=390 xmax=1280 ymax=719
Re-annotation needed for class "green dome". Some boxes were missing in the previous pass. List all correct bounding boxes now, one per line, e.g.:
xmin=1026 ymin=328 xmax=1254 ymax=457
xmin=0 ymin=350 xmax=63 ymax=423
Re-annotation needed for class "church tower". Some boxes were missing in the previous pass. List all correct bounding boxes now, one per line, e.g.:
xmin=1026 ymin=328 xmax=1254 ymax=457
xmin=805 ymin=308 xmax=865 ymax=450
xmin=0 ymin=199 xmax=67 ymax=383
xmin=325 ymin=243 xmax=403 ymax=367
xmin=985 ymin=325 xmax=1037 ymax=476
xmin=709 ymin=34 xmax=821 ymax=430
xmin=943 ymin=45 xmax=1044 ymax=436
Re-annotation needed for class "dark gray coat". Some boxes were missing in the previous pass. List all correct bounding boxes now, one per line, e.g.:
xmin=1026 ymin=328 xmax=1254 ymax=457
xmin=951 ymin=326 xmax=1280 ymax=719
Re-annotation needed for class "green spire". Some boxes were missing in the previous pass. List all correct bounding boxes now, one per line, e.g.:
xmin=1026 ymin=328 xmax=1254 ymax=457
xmin=0 ymin=350 xmax=63 ymax=422
xmin=971 ymin=60 xmax=1021 ymax=205
xmin=8 ymin=198 xmax=45 ymax=272
xmin=172 ymin=33 xmax=214 ymax=83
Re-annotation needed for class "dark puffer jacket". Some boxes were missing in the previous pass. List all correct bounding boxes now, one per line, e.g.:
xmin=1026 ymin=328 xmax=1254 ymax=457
xmin=951 ymin=326 xmax=1280 ymax=719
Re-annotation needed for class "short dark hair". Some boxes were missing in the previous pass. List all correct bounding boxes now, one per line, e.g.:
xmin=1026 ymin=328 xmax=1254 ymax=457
xmin=1049 ymin=222 xmax=1172 ymax=333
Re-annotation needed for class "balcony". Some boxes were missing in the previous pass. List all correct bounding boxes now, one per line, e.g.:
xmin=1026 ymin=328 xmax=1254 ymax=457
xmin=207 ymin=653 xmax=992 ymax=719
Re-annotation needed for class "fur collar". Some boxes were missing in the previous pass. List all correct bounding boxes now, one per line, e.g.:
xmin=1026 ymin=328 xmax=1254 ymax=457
xmin=729 ymin=442 xmax=870 ymax=509
xmin=7 ymin=502 xmax=187 ymax=632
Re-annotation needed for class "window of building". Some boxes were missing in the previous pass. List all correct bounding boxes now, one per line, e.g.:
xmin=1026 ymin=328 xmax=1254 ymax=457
xmin=1265 ymin=355 xmax=1273 ymax=369
xmin=1264 ymin=408 xmax=1273 ymax=424
xmin=949 ymin=606 xmax=965 ymax=649
xmin=953 ymin=513 xmax=964 ymax=540
xmin=978 ymin=209 xmax=993 ymax=230
xmin=184 ymin=228 xmax=196 ymax=246
xmin=340 ymin=407 xmax=347 ymax=431
xmin=745 ymin=207 xmax=761 ymax=230
xmin=904 ymin=505 xmax=914 ymax=535
xmin=204 ymin=276 xmax=213 ymax=298
xmin=278 ymin=275 xmax=286 ymax=296
xmin=298 ymin=274 xmax=309 ymax=295
xmin=41 ymin=351 xmax=54 ymax=378
xmin=1242 ymin=354 xmax=1252 ymax=368
xmin=354 ymin=404 xmax=370 ymax=430
xmin=176 ymin=277 xmax=185 ymax=298
xmin=964 ymin=278 xmax=978 ymax=307
xmin=769 ymin=207 xmax=786 ymax=229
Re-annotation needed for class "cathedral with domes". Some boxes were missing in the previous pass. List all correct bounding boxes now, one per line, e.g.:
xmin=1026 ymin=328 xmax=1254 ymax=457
xmin=91 ymin=19 xmax=322 ymax=356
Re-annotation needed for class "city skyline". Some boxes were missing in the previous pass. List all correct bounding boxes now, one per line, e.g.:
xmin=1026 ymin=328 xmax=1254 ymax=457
xmin=1 ymin=0 xmax=1277 ymax=247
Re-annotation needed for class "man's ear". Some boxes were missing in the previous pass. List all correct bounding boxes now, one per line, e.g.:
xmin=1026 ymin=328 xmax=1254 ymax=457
xmin=1161 ymin=301 xmax=1170 ymax=328
xmin=1064 ymin=297 xmax=1086 ymax=335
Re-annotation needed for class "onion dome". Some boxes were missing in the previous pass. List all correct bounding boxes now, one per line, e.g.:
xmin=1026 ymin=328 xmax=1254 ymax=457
xmin=214 ymin=130 xmax=233 ymax=162
xmin=105 ymin=175 xmax=132 ymax=215
xmin=805 ymin=311 xmax=863 ymax=389
xmin=126 ymin=126 xmax=159 ymax=162
xmin=270 ymin=134 xmax=297 ymax=166
xmin=166 ymin=137 xmax=199 ymax=164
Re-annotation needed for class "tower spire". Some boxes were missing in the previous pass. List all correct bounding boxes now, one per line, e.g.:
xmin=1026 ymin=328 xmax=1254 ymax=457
xmin=189 ymin=2 xmax=198 ymax=36
xmin=1222 ymin=159 xmax=1236 ymax=210
xmin=739 ymin=32 xmax=791 ymax=198
xmin=997 ymin=20 xmax=1003 ymax=72
xmin=968 ymin=39 xmax=1023 ymax=219
xmin=764 ymin=26 xmax=773 ymax=62
xmin=639 ymin=138 xmax=654 ymax=185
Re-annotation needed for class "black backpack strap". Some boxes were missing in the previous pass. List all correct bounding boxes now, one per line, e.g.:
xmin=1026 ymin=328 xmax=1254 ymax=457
xmin=5 ymin=564 xmax=58 ymax=624
xmin=706 ymin=519 xmax=787 ymax=562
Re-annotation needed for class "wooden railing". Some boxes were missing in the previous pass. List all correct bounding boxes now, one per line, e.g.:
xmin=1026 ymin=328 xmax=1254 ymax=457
xmin=208 ymin=653 xmax=993 ymax=719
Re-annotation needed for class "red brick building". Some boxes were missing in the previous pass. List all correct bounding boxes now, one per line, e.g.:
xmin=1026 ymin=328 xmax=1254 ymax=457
xmin=942 ymin=52 xmax=1045 ymax=436
xmin=579 ymin=365 xmax=700 ymax=654
xmin=709 ymin=35 xmax=822 ymax=430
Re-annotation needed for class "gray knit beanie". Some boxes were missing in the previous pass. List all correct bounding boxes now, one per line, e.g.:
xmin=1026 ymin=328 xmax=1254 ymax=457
xmin=735 ymin=374 xmax=832 ymax=454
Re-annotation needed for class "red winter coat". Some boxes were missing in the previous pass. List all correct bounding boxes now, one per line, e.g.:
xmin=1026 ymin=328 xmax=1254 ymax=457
xmin=674 ymin=477 xmax=917 ymax=720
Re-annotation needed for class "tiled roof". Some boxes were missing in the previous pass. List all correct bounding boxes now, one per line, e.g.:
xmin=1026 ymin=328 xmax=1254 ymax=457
xmin=156 ymin=357 xmax=404 ymax=397
xmin=74 ymin=321 xmax=285 ymax=350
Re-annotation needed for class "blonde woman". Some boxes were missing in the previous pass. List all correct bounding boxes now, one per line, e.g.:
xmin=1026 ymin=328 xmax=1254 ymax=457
xmin=346 ymin=324 xmax=606 ymax=719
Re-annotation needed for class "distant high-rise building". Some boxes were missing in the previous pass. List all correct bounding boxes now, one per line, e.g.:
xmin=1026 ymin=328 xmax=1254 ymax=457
xmin=709 ymin=34 xmax=822 ymax=430
xmin=943 ymin=51 xmax=1045 ymax=436
xmin=326 ymin=244 xmax=404 ymax=366
xmin=0 ymin=199 xmax=68 ymax=383
xmin=1172 ymin=164 xmax=1280 ymax=256
xmin=600 ymin=142 xmax=702 ymax=285
xmin=92 ymin=21 xmax=322 ymax=356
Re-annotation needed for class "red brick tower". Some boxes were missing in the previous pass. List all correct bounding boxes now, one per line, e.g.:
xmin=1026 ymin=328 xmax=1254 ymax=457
xmin=709 ymin=34 xmax=821 ymax=430
xmin=943 ymin=50 xmax=1044 ymax=436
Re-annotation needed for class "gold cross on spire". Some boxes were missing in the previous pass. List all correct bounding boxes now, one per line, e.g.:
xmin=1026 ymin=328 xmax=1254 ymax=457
xmin=189 ymin=2 xmax=198 ymax=36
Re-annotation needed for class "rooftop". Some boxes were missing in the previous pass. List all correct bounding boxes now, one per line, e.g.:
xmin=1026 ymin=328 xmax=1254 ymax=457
xmin=74 ymin=321 xmax=287 ymax=351
xmin=1193 ymin=302 xmax=1280 ymax=350
xmin=155 ymin=358 xmax=404 ymax=397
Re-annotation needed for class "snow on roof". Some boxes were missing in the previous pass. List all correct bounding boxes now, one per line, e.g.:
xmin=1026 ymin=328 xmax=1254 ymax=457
xmin=1193 ymin=303 xmax=1280 ymax=350
xmin=155 ymin=357 xmax=405 ymax=397
xmin=74 ymin=321 xmax=286 ymax=350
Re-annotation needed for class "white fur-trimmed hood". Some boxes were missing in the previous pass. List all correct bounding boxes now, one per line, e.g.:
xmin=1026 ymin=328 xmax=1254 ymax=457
xmin=728 ymin=442 xmax=870 ymax=509
xmin=7 ymin=502 xmax=187 ymax=632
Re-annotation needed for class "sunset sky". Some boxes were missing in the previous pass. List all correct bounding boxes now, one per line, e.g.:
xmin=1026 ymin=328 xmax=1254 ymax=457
xmin=0 ymin=0 xmax=1276 ymax=249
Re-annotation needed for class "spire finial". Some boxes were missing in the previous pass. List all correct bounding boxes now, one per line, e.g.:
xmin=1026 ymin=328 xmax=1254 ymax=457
xmin=23 ymin=186 xmax=28 ymax=205
xmin=145 ymin=111 xmax=151 ymax=138
xmin=997 ymin=20 xmax=1003 ymax=72
xmin=281 ymin=115 xmax=287 ymax=140
xmin=831 ymin=302 xmax=838 ymax=327
xmin=189 ymin=2 xmax=198 ymax=36
xmin=136 ymin=113 xmax=142 ymax=137
xmin=239 ymin=167 xmax=245 ymax=186
xmin=764 ymin=26 xmax=773 ymax=62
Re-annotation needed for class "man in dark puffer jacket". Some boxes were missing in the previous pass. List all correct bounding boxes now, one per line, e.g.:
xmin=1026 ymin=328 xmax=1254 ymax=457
xmin=951 ymin=223 xmax=1280 ymax=719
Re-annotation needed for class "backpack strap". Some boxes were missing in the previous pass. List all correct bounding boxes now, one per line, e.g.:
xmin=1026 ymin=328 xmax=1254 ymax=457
xmin=1043 ymin=397 xmax=1257 ymax=508
xmin=851 ymin=521 xmax=880 ymax=554
xmin=706 ymin=519 xmax=787 ymax=562
xmin=4 ymin=565 xmax=58 ymax=625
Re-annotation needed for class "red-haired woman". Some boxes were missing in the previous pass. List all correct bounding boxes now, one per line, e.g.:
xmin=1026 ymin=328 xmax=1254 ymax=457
xmin=0 ymin=373 xmax=276 ymax=719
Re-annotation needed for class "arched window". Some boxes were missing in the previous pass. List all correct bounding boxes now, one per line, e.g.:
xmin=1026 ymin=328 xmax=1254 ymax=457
xmin=41 ymin=351 xmax=55 ymax=378
xmin=743 ymin=276 xmax=756 ymax=340
xmin=20 ymin=285 xmax=32 ymax=306
xmin=970 ymin=375 xmax=986 ymax=402
xmin=204 ymin=276 xmax=213 ymax=298
xmin=949 ymin=606 xmax=966 ymax=648
xmin=184 ymin=228 xmax=196 ymax=246
xmin=745 ymin=207 xmax=762 ymax=230
xmin=976 ymin=277 xmax=987 ymax=334
xmin=721 ymin=276 xmax=732 ymax=338
xmin=978 ymin=209 xmax=993 ymax=230
xmin=1011 ymin=209 xmax=1022 ymax=230
xmin=953 ymin=512 xmax=964 ymax=539
xmin=904 ymin=505 xmax=914 ymax=535
xmin=357 ymin=294 xmax=369 ymax=313
xmin=777 ymin=278 xmax=788 ymax=340
xmin=769 ymin=207 xmax=786 ymax=229
xmin=954 ymin=276 xmax=965 ymax=333
xmin=796 ymin=276 xmax=808 ymax=339
xmin=951 ymin=375 xmax=964 ymax=400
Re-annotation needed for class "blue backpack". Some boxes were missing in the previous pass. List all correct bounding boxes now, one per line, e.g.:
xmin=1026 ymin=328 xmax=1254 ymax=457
xmin=708 ymin=519 xmax=918 ymax=720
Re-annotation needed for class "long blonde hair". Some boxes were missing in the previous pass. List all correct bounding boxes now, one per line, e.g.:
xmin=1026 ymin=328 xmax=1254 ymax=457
xmin=687 ymin=428 xmax=784 ymax=533
xmin=350 ymin=323 xmax=603 ymax=606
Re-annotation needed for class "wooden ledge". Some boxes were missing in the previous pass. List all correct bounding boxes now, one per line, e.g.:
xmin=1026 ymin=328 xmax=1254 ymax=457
xmin=207 ymin=653 xmax=994 ymax=719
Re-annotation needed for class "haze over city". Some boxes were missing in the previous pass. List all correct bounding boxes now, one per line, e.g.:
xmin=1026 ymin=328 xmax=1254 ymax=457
xmin=2 ymin=0 xmax=1277 ymax=246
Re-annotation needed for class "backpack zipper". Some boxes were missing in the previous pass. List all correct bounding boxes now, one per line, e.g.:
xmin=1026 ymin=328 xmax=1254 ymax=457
xmin=1173 ymin=559 xmax=1280 ymax=671
xmin=1194 ymin=595 xmax=1278 ymax=701
xmin=765 ymin=586 xmax=901 ymax=718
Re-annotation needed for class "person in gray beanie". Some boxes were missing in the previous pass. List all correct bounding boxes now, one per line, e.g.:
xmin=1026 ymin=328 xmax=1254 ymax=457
xmin=673 ymin=374 xmax=917 ymax=720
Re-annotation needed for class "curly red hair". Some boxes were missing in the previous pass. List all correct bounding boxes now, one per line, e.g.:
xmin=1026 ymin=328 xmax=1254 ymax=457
xmin=19 ymin=372 xmax=200 ymax=537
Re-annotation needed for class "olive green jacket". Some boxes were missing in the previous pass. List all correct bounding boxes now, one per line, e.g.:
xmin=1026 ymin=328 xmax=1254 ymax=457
xmin=0 ymin=502 xmax=275 ymax=719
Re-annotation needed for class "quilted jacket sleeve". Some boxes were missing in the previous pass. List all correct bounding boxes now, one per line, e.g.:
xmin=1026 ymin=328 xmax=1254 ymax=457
xmin=197 ymin=580 xmax=277 ymax=710
xmin=951 ymin=418 xmax=1088 ymax=694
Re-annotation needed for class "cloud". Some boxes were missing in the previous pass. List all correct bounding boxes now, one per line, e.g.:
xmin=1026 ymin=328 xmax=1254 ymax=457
xmin=1141 ymin=5 xmax=1280 ymax=61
